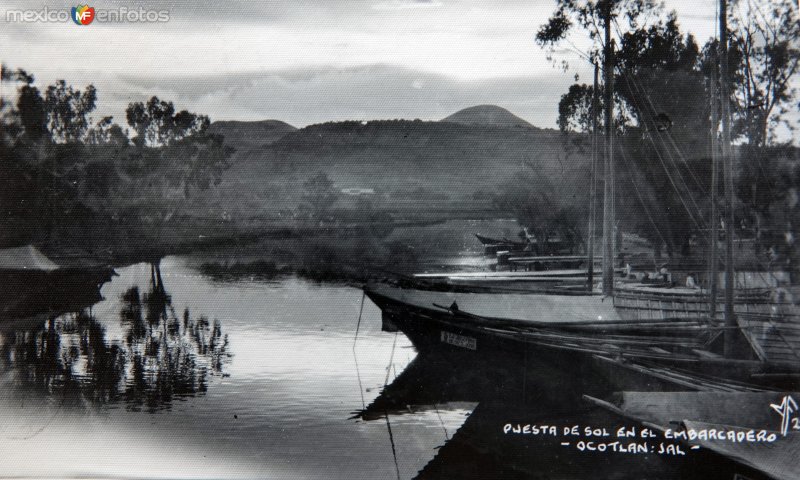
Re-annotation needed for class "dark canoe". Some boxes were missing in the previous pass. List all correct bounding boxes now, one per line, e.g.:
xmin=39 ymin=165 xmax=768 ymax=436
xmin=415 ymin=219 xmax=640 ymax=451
xmin=474 ymin=233 xmax=524 ymax=246
xmin=363 ymin=283 xmax=800 ymax=399
xmin=586 ymin=391 xmax=800 ymax=480
xmin=0 ymin=246 xmax=115 ymax=318
xmin=0 ymin=267 xmax=116 ymax=318
xmin=354 ymin=340 xmax=784 ymax=479
xmin=414 ymin=400 xmax=751 ymax=480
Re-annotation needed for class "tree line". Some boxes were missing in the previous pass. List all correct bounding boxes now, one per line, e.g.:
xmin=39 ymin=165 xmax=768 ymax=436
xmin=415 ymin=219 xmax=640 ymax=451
xmin=0 ymin=66 xmax=233 ymax=252
xmin=496 ymin=0 xmax=799 ymax=268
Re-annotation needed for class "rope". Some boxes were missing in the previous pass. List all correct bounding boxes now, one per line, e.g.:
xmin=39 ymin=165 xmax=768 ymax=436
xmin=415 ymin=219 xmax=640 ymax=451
xmin=353 ymin=291 xmax=365 ymax=348
xmin=611 ymin=18 xmax=709 ymax=197
xmin=353 ymin=352 xmax=366 ymax=411
xmin=610 ymin=19 xmax=709 ymax=227
xmin=384 ymin=331 xmax=399 ymax=387
xmin=618 ymin=71 xmax=706 ymax=230
xmin=433 ymin=401 xmax=450 ymax=440
xmin=384 ymin=409 xmax=402 ymax=480
xmin=383 ymin=330 xmax=402 ymax=480
xmin=352 ymin=291 xmax=366 ymax=409
xmin=617 ymin=145 xmax=670 ymax=258
xmin=628 ymin=76 xmax=709 ymax=220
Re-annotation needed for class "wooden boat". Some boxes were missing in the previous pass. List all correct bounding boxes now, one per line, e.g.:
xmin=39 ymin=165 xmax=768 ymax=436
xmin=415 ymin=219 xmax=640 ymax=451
xmin=0 ymin=245 xmax=115 ymax=318
xmin=366 ymin=0 xmax=800 ymax=398
xmin=475 ymin=233 xmax=529 ymax=255
xmin=413 ymin=268 xmax=618 ymax=288
xmin=476 ymin=233 xmax=571 ymax=257
xmin=586 ymin=391 xmax=800 ymax=480
xmin=411 ymin=399 xmax=756 ymax=480
xmin=365 ymin=282 xmax=800 ymax=399
xmin=474 ymin=233 xmax=524 ymax=246
xmin=355 ymin=349 xmax=767 ymax=479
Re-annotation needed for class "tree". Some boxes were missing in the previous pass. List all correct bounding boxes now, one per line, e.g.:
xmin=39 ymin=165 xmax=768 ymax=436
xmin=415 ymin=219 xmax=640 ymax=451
xmin=492 ymin=170 xmax=591 ymax=254
xmin=86 ymin=116 xmax=129 ymax=146
xmin=536 ymin=0 xmax=666 ymax=70
xmin=301 ymin=173 xmax=339 ymax=222
xmin=126 ymin=96 xmax=209 ymax=148
xmin=123 ymin=97 xmax=228 ymax=198
xmin=731 ymin=0 xmax=800 ymax=146
xmin=0 ymin=65 xmax=33 ymax=83
xmin=614 ymin=16 xmax=708 ymax=135
xmin=17 ymin=83 xmax=47 ymax=143
xmin=539 ymin=2 xmax=719 ymax=257
xmin=159 ymin=132 xmax=231 ymax=198
xmin=125 ymin=101 xmax=148 ymax=148
xmin=1 ymin=66 xmax=36 ymax=143
xmin=44 ymin=80 xmax=97 ymax=143
xmin=558 ymin=83 xmax=597 ymax=133
xmin=550 ymin=11 xmax=708 ymax=138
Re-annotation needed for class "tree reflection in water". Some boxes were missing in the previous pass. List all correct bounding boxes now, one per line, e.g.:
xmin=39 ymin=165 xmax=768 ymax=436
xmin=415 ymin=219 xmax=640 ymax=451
xmin=0 ymin=262 xmax=230 ymax=412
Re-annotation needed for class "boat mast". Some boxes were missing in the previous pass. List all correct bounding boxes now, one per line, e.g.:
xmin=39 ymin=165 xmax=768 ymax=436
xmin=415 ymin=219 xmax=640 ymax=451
xmin=601 ymin=0 xmax=615 ymax=296
xmin=719 ymin=0 xmax=737 ymax=356
xmin=588 ymin=62 xmax=599 ymax=291
xmin=709 ymin=66 xmax=719 ymax=321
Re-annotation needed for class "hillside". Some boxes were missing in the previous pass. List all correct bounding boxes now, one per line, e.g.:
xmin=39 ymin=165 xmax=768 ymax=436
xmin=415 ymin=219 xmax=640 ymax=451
xmin=209 ymin=120 xmax=296 ymax=148
xmin=441 ymin=105 xmax=535 ymax=129
xmin=194 ymin=115 xmax=590 ymax=222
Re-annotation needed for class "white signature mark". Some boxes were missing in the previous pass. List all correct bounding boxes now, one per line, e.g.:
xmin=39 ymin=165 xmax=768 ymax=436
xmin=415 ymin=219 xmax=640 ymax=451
xmin=770 ymin=395 xmax=799 ymax=436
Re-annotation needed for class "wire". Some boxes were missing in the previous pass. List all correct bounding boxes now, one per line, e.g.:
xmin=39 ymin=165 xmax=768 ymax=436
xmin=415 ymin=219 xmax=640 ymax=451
xmin=611 ymin=21 xmax=710 ymax=210
xmin=433 ymin=401 xmax=450 ymax=440
xmin=616 ymin=69 xmax=707 ymax=230
xmin=352 ymin=291 xmax=367 ymax=410
xmin=353 ymin=291 xmax=365 ymax=348
xmin=617 ymin=143 xmax=671 ymax=259
xmin=612 ymin=18 xmax=710 ymax=197
xmin=383 ymin=331 xmax=402 ymax=480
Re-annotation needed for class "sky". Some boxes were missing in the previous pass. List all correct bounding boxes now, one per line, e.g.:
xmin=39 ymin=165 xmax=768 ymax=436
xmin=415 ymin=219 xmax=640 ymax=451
xmin=0 ymin=1 xmax=732 ymax=130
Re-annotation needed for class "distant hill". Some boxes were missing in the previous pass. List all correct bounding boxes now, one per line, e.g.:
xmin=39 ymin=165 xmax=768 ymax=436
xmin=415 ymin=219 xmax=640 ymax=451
xmin=209 ymin=120 xmax=296 ymax=148
xmin=194 ymin=117 xmax=588 ymax=221
xmin=441 ymin=105 xmax=535 ymax=129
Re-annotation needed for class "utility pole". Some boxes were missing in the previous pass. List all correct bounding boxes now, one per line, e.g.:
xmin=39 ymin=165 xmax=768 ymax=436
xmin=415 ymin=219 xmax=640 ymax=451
xmin=602 ymin=0 xmax=615 ymax=296
xmin=719 ymin=0 xmax=737 ymax=357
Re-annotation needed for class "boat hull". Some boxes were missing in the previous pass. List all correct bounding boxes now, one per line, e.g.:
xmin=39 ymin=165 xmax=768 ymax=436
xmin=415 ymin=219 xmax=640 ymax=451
xmin=367 ymin=286 xmax=686 ymax=404
xmin=0 ymin=268 xmax=115 ymax=318
xmin=365 ymin=284 xmax=798 ymax=399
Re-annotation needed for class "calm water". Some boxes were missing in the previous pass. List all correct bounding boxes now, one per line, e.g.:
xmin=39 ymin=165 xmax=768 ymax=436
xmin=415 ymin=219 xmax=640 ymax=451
xmin=0 ymin=257 xmax=474 ymax=479
xmin=0 ymin=218 xmax=752 ymax=479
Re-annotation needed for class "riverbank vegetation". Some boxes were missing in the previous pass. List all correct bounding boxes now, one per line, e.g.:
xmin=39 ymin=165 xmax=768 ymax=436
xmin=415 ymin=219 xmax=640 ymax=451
xmin=514 ymin=0 xmax=800 ymax=275
xmin=0 ymin=68 xmax=412 ymax=270
xmin=2 ymin=0 xmax=798 ymax=282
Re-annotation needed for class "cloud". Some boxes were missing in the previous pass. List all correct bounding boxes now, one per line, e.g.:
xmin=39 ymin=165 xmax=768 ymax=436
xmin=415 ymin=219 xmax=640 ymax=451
xmin=372 ymin=0 xmax=443 ymax=10
xmin=89 ymin=64 xmax=576 ymax=129
xmin=0 ymin=0 xmax=735 ymax=133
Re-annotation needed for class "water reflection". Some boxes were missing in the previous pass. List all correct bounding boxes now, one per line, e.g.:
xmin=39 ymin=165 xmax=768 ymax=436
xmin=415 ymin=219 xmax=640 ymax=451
xmin=357 ymin=350 xmax=758 ymax=480
xmin=0 ymin=262 xmax=230 ymax=412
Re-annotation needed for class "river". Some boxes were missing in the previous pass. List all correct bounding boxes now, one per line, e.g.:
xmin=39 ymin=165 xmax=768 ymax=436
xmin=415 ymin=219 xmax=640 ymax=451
xmin=0 ymin=219 xmax=754 ymax=479
xmin=0 ymin=257 xmax=480 ymax=479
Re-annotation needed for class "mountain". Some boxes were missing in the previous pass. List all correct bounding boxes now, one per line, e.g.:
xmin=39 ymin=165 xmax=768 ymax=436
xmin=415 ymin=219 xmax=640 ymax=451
xmin=195 ymin=117 xmax=586 ymax=220
xmin=209 ymin=120 xmax=296 ymax=148
xmin=441 ymin=105 xmax=535 ymax=129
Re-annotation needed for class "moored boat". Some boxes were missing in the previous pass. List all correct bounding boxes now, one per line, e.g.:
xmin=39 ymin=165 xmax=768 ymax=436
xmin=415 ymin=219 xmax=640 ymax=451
xmin=0 ymin=245 xmax=115 ymax=318
xmin=365 ymin=0 xmax=800 ymax=399
xmin=364 ymin=281 xmax=800 ymax=398
xmin=474 ymin=233 xmax=524 ymax=246
xmin=585 ymin=391 xmax=800 ymax=480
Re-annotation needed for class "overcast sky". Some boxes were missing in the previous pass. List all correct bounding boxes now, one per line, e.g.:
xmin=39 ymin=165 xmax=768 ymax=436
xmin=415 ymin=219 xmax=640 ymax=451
xmin=0 ymin=1 xmax=723 ymax=129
